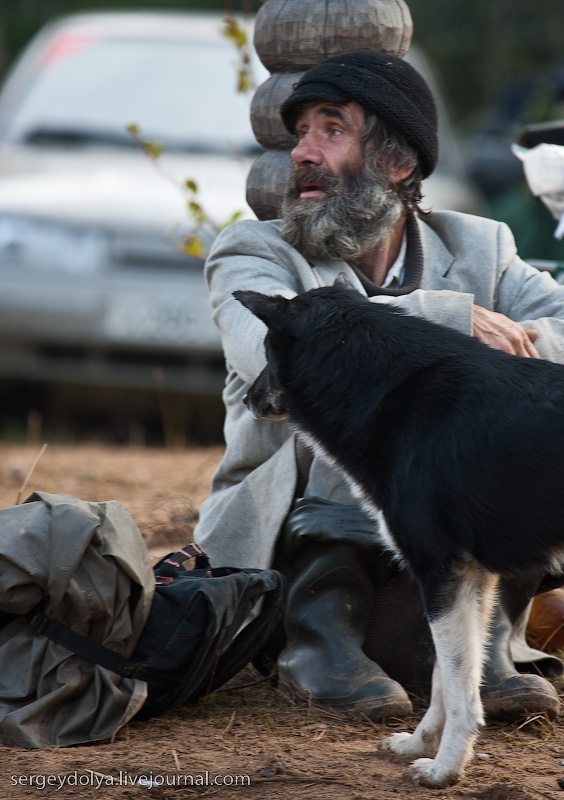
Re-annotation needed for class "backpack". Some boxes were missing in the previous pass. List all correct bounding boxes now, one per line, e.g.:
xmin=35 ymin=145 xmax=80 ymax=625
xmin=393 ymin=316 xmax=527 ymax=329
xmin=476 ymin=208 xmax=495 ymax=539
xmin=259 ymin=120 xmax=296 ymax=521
xmin=31 ymin=542 xmax=286 ymax=721
xmin=133 ymin=544 xmax=286 ymax=719
xmin=0 ymin=492 xmax=285 ymax=747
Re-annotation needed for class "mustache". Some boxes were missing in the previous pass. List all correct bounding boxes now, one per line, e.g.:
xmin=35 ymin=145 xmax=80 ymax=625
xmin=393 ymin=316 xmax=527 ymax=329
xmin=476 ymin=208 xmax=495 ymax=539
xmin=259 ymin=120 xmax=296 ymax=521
xmin=287 ymin=165 xmax=342 ymax=198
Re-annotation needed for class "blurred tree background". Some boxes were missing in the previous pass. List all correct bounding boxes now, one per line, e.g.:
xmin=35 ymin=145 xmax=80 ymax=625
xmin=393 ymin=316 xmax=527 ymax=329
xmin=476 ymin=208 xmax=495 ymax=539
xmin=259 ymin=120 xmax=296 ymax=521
xmin=409 ymin=0 xmax=564 ymax=125
xmin=1 ymin=0 xmax=563 ymax=125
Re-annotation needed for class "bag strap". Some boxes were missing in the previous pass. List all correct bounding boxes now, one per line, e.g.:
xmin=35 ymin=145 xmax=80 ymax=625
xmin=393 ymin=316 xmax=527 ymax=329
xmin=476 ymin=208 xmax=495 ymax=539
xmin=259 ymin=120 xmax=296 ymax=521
xmin=154 ymin=543 xmax=241 ymax=583
xmin=153 ymin=542 xmax=210 ymax=584
xmin=28 ymin=611 xmax=139 ymax=677
xmin=26 ymin=542 xmax=211 ymax=674
xmin=161 ymin=542 xmax=206 ymax=569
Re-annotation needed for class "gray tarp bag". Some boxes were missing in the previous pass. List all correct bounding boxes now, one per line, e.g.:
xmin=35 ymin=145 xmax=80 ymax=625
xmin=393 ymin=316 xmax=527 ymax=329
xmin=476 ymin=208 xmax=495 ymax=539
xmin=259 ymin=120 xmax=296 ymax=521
xmin=0 ymin=491 xmax=154 ymax=748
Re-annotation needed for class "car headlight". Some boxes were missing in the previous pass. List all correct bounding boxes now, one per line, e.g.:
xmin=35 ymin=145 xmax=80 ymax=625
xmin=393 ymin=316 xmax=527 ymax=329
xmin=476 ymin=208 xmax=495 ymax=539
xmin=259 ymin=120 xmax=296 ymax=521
xmin=0 ymin=215 xmax=109 ymax=272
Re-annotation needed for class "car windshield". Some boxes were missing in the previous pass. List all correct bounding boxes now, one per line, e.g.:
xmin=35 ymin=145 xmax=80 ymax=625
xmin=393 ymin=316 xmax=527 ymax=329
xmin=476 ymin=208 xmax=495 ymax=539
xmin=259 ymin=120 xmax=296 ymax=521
xmin=3 ymin=29 xmax=262 ymax=154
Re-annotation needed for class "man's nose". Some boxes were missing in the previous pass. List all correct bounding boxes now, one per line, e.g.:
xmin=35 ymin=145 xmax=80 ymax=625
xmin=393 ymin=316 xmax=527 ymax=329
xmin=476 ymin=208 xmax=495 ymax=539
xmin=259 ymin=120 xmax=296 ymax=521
xmin=291 ymin=133 xmax=323 ymax=167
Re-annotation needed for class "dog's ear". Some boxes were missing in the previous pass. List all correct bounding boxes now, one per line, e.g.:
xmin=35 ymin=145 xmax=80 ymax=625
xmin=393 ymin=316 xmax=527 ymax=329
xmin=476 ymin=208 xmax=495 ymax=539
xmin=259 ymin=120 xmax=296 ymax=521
xmin=233 ymin=290 xmax=289 ymax=328
xmin=333 ymin=272 xmax=358 ymax=292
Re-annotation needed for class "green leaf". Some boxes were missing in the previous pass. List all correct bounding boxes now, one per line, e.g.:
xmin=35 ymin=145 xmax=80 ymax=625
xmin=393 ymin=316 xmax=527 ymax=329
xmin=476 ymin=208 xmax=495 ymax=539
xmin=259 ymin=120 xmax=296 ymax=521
xmin=181 ymin=236 xmax=205 ymax=258
xmin=125 ymin=123 xmax=139 ymax=136
xmin=221 ymin=17 xmax=248 ymax=49
xmin=237 ymin=70 xmax=253 ymax=94
xmin=219 ymin=210 xmax=244 ymax=230
xmin=143 ymin=140 xmax=164 ymax=160
xmin=185 ymin=179 xmax=198 ymax=194
xmin=188 ymin=201 xmax=206 ymax=225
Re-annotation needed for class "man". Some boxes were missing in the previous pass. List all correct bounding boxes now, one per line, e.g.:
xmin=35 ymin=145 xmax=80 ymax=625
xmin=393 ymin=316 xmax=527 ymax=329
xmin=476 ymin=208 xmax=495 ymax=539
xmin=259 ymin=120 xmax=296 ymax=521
xmin=194 ymin=50 xmax=564 ymax=721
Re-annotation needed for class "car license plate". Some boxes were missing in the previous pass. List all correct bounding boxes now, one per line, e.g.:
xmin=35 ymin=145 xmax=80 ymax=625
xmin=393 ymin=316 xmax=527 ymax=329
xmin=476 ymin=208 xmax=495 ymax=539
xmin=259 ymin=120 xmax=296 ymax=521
xmin=104 ymin=295 xmax=219 ymax=347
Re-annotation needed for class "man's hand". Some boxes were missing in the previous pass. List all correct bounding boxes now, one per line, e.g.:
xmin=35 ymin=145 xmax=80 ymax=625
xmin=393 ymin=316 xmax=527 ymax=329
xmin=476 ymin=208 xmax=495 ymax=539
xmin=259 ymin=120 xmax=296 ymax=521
xmin=472 ymin=305 xmax=539 ymax=358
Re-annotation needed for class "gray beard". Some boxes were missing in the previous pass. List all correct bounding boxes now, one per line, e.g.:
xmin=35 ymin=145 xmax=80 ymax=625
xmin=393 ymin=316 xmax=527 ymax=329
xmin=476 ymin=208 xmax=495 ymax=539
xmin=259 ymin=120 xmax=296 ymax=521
xmin=280 ymin=160 xmax=403 ymax=264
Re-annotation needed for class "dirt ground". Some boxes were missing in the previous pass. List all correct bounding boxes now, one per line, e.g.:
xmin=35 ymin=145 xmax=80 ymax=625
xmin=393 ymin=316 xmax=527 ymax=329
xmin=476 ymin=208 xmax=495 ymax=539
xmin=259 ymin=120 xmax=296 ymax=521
xmin=1 ymin=442 xmax=564 ymax=800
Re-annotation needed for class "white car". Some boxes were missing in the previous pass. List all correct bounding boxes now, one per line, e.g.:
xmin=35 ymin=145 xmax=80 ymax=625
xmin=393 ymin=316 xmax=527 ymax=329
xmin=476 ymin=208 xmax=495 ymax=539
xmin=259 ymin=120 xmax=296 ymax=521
xmin=0 ymin=11 xmax=264 ymax=399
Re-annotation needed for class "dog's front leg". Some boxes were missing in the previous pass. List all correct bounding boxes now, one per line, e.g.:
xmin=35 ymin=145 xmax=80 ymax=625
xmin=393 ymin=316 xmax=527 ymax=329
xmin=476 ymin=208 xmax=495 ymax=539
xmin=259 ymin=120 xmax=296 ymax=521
xmin=380 ymin=660 xmax=445 ymax=757
xmin=405 ymin=565 xmax=499 ymax=788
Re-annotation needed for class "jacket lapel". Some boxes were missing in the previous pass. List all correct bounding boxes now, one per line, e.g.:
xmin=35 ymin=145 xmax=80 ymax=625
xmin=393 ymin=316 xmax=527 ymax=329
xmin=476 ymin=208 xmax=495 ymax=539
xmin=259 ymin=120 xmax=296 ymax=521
xmin=417 ymin=215 xmax=460 ymax=291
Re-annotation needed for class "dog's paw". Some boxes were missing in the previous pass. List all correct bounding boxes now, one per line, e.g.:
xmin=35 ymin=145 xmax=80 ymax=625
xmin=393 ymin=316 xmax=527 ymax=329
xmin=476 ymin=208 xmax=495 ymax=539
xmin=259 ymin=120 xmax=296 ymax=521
xmin=404 ymin=757 xmax=461 ymax=788
xmin=380 ymin=732 xmax=427 ymax=756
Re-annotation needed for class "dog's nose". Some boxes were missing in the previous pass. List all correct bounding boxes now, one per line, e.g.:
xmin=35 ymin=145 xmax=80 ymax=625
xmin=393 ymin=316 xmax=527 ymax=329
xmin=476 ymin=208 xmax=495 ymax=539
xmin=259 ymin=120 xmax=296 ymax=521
xmin=242 ymin=393 xmax=249 ymax=406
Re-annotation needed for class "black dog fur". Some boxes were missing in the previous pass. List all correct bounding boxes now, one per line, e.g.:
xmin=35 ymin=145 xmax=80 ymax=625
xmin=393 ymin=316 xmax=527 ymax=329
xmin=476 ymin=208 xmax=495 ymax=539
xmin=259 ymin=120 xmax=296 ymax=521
xmin=235 ymin=281 xmax=564 ymax=787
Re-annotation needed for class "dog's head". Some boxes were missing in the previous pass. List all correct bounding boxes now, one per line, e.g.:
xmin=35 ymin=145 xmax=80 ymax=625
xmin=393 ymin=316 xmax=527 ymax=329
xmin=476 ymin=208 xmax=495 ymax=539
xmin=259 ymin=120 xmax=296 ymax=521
xmin=234 ymin=290 xmax=293 ymax=420
xmin=234 ymin=275 xmax=359 ymax=421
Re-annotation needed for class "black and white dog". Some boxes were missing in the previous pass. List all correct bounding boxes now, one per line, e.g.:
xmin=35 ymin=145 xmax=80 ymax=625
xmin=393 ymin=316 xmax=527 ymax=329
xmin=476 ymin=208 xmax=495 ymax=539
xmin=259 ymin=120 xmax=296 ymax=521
xmin=234 ymin=280 xmax=564 ymax=788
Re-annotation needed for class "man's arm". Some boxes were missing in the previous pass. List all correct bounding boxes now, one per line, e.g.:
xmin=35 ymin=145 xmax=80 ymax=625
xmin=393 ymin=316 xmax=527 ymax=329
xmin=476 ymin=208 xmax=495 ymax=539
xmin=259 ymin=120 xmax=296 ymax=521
xmin=205 ymin=220 xmax=299 ymax=385
xmin=494 ymin=225 xmax=564 ymax=363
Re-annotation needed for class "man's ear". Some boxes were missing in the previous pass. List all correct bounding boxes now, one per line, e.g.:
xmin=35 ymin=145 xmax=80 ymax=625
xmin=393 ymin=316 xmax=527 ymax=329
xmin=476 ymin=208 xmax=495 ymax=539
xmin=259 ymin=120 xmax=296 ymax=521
xmin=233 ymin=290 xmax=289 ymax=329
xmin=387 ymin=163 xmax=415 ymax=184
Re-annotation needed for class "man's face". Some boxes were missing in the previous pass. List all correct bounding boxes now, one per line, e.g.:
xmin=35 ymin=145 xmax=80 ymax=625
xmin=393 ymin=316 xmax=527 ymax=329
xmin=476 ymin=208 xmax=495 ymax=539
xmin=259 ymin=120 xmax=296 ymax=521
xmin=290 ymin=101 xmax=366 ymax=190
xmin=280 ymin=101 xmax=404 ymax=264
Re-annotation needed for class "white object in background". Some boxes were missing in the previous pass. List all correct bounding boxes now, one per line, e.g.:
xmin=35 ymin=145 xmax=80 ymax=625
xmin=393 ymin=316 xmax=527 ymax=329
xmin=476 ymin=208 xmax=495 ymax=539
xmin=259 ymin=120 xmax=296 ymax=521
xmin=512 ymin=143 xmax=564 ymax=239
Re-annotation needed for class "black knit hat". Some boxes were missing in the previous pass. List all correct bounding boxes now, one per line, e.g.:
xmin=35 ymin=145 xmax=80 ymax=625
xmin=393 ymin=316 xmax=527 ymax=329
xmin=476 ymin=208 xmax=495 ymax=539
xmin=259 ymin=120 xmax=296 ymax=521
xmin=280 ymin=50 xmax=439 ymax=178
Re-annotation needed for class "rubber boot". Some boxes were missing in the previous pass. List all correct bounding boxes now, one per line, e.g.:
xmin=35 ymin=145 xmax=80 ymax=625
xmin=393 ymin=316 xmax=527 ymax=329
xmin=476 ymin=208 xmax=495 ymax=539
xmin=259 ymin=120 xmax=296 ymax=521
xmin=481 ymin=573 xmax=562 ymax=721
xmin=277 ymin=533 xmax=412 ymax=720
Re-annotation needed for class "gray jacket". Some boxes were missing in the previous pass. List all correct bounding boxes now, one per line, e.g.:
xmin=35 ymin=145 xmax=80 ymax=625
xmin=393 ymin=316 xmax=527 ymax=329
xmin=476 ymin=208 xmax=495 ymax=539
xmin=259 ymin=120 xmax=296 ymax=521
xmin=194 ymin=210 xmax=564 ymax=569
